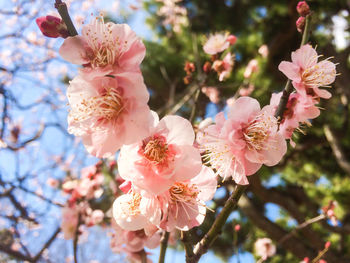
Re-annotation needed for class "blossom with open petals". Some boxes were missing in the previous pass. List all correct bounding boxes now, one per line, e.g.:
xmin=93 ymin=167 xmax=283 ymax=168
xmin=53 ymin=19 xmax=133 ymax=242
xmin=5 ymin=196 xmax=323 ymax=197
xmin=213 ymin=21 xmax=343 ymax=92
xmin=278 ymin=45 xmax=336 ymax=99
xmin=67 ymin=73 xmax=152 ymax=158
xmin=59 ymin=17 xmax=145 ymax=78
xmin=254 ymin=238 xmax=276 ymax=260
xmin=198 ymin=97 xmax=287 ymax=185
xmin=203 ymin=33 xmax=230 ymax=55
xmin=118 ymin=114 xmax=202 ymax=195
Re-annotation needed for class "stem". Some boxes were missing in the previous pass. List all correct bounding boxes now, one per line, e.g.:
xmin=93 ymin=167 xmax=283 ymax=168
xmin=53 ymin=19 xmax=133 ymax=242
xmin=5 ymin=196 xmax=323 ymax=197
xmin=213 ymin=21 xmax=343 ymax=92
xmin=189 ymin=185 xmax=248 ymax=263
xmin=54 ymin=0 xmax=78 ymax=36
xmin=140 ymin=250 xmax=147 ymax=263
xmin=274 ymin=14 xmax=312 ymax=121
xmin=181 ymin=231 xmax=194 ymax=261
xmin=73 ymin=213 xmax=81 ymax=263
xmin=189 ymin=88 xmax=200 ymax=124
xmin=158 ymin=231 xmax=170 ymax=263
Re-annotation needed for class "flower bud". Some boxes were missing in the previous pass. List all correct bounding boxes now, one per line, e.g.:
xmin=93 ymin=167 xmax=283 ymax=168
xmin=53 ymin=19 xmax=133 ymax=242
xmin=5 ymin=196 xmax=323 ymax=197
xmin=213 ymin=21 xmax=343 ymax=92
xmin=183 ymin=75 xmax=192 ymax=85
xmin=234 ymin=224 xmax=241 ymax=232
xmin=296 ymin=16 xmax=306 ymax=33
xmin=184 ymin=62 xmax=196 ymax=74
xmin=203 ymin=61 xmax=212 ymax=74
xmin=36 ymin=15 xmax=69 ymax=38
xmin=227 ymin=34 xmax=237 ymax=45
xmin=297 ymin=1 xmax=310 ymax=17
xmin=325 ymin=241 xmax=331 ymax=249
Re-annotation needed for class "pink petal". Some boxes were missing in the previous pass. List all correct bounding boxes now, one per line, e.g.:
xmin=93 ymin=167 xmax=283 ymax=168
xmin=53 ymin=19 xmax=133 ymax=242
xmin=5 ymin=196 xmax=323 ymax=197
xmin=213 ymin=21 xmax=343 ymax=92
xmin=190 ymin=166 xmax=217 ymax=202
xmin=227 ymin=96 xmax=261 ymax=122
xmin=173 ymin=145 xmax=202 ymax=182
xmin=291 ymin=44 xmax=317 ymax=69
xmin=278 ymin=61 xmax=301 ymax=82
xmin=262 ymin=133 xmax=287 ymax=166
xmin=59 ymin=36 xmax=90 ymax=65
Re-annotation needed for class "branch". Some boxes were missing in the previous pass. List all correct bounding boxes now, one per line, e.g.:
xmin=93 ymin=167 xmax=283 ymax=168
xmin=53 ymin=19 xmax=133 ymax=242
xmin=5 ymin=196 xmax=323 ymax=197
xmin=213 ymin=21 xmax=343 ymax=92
xmin=181 ymin=231 xmax=194 ymax=261
xmin=33 ymin=227 xmax=61 ymax=262
xmin=324 ymin=124 xmax=350 ymax=174
xmin=188 ymin=185 xmax=248 ymax=263
xmin=158 ymin=231 xmax=169 ymax=263
xmin=54 ymin=0 xmax=78 ymax=36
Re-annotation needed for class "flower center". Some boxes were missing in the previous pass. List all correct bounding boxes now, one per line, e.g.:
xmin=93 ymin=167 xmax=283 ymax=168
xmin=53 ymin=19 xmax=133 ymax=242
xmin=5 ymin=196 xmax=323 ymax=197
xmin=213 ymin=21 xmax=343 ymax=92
xmin=72 ymin=86 xmax=123 ymax=124
xmin=84 ymin=17 xmax=118 ymax=68
xmin=169 ymin=182 xmax=198 ymax=203
xmin=142 ymin=135 xmax=169 ymax=163
xmin=243 ymin=113 xmax=275 ymax=151
xmin=301 ymin=58 xmax=336 ymax=87
xmin=127 ymin=192 xmax=141 ymax=216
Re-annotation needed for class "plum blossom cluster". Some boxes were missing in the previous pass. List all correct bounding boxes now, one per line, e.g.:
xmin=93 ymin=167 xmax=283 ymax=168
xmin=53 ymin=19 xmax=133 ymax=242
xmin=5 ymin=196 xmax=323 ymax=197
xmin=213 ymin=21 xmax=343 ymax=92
xmin=156 ymin=0 xmax=188 ymax=33
xmin=60 ymin=164 xmax=106 ymax=239
xmin=276 ymin=44 xmax=336 ymax=145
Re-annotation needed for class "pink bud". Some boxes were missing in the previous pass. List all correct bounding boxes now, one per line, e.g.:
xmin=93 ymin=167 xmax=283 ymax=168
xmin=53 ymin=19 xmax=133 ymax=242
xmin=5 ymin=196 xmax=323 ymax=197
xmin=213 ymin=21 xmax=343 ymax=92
xmin=234 ymin=224 xmax=241 ymax=232
xmin=297 ymin=1 xmax=310 ymax=17
xmin=296 ymin=16 xmax=306 ymax=33
xmin=303 ymin=257 xmax=309 ymax=263
xmin=325 ymin=241 xmax=331 ymax=249
xmin=203 ymin=61 xmax=212 ymax=74
xmin=227 ymin=35 xmax=237 ymax=45
xmin=319 ymin=260 xmax=327 ymax=263
xmin=36 ymin=15 xmax=69 ymax=38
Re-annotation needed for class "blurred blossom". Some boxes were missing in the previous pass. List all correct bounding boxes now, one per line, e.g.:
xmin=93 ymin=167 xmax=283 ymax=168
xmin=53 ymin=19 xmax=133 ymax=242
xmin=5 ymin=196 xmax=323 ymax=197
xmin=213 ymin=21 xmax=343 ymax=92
xmin=258 ymin=44 xmax=269 ymax=58
xmin=46 ymin=178 xmax=59 ymax=188
xmin=201 ymin=86 xmax=220 ymax=104
xmin=243 ymin=59 xmax=259 ymax=79
xmin=254 ymin=238 xmax=276 ymax=260
xmin=203 ymin=32 xmax=230 ymax=55
xmin=239 ymin=84 xmax=255 ymax=97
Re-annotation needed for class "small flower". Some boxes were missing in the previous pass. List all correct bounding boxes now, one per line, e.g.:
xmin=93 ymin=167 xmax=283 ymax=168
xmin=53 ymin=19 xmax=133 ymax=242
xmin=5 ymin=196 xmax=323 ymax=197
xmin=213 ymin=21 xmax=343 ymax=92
xmin=197 ymin=97 xmax=286 ymax=185
xmin=67 ymin=74 xmax=152 ymax=158
xmin=254 ymin=238 xmax=276 ymax=261
xmin=212 ymin=52 xmax=234 ymax=81
xmin=118 ymin=114 xmax=202 ymax=195
xmin=59 ymin=17 xmax=145 ymax=77
xmin=203 ymin=33 xmax=230 ymax=55
xmin=243 ymin=59 xmax=259 ymax=79
xmin=278 ymin=45 xmax=337 ymax=99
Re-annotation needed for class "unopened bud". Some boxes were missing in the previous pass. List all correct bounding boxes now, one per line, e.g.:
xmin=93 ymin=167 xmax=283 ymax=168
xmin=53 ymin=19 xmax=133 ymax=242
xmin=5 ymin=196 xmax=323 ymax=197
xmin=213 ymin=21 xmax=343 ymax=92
xmin=303 ymin=257 xmax=309 ymax=263
xmin=227 ymin=34 xmax=237 ymax=45
xmin=184 ymin=62 xmax=196 ymax=74
xmin=297 ymin=1 xmax=310 ymax=17
xmin=325 ymin=241 xmax=331 ymax=249
xmin=296 ymin=16 xmax=306 ymax=33
xmin=234 ymin=224 xmax=241 ymax=232
xmin=183 ymin=75 xmax=192 ymax=85
xmin=36 ymin=15 xmax=69 ymax=38
xmin=203 ymin=61 xmax=212 ymax=74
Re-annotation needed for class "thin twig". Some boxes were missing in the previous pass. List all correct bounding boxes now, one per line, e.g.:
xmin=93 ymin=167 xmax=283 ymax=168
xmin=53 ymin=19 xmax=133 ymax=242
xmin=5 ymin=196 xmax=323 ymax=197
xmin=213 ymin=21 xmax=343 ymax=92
xmin=158 ymin=231 xmax=170 ymax=263
xmin=73 ymin=213 xmax=81 ymax=263
xmin=181 ymin=231 xmax=194 ymax=261
xmin=189 ymin=185 xmax=248 ymax=263
xmin=54 ymin=0 xmax=78 ymax=36
xmin=279 ymin=214 xmax=326 ymax=244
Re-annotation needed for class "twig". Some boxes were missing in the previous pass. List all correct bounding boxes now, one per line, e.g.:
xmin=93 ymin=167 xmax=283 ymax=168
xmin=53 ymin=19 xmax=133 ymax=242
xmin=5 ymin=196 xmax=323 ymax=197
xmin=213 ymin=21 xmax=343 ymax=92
xmin=140 ymin=249 xmax=147 ymax=263
xmin=54 ymin=0 xmax=78 ymax=36
xmin=73 ymin=213 xmax=81 ymax=263
xmin=274 ymin=15 xmax=312 ymax=121
xmin=181 ymin=231 xmax=194 ymax=261
xmin=33 ymin=227 xmax=61 ymax=262
xmin=279 ymin=214 xmax=326 ymax=244
xmin=158 ymin=231 xmax=170 ymax=263
xmin=189 ymin=185 xmax=248 ymax=263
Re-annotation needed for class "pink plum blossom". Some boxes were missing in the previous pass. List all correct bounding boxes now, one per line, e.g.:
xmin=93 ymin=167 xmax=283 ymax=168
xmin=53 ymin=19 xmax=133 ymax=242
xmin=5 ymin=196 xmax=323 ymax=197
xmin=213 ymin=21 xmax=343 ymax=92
xmin=59 ymin=17 xmax=145 ymax=78
xmin=197 ymin=97 xmax=287 ymax=185
xmin=243 ymin=59 xmax=259 ymax=79
xmin=212 ymin=52 xmax=234 ymax=81
xmin=110 ymin=219 xmax=160 ymax=254
xmin=36 ymin=15 xmax=69 ymax=38
xmin=278 ymin=45 xmax=336 ymax=99
xmin=203 ymin=33 xmax=230 ymax=55
xmin=254 ymin=238 xmax=276 ymax=260
xmin=117 ymin=114 xmax=202 ymax=195
xmin=270 ymin=91 xmax=320 ymax=145
xmin=67 ymin=73 xmax=152 ymax=158
xmin=158 ymin=165 xmax=217 ymax=231
xmin=61 ymin=206 xmax=79 ymax=239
